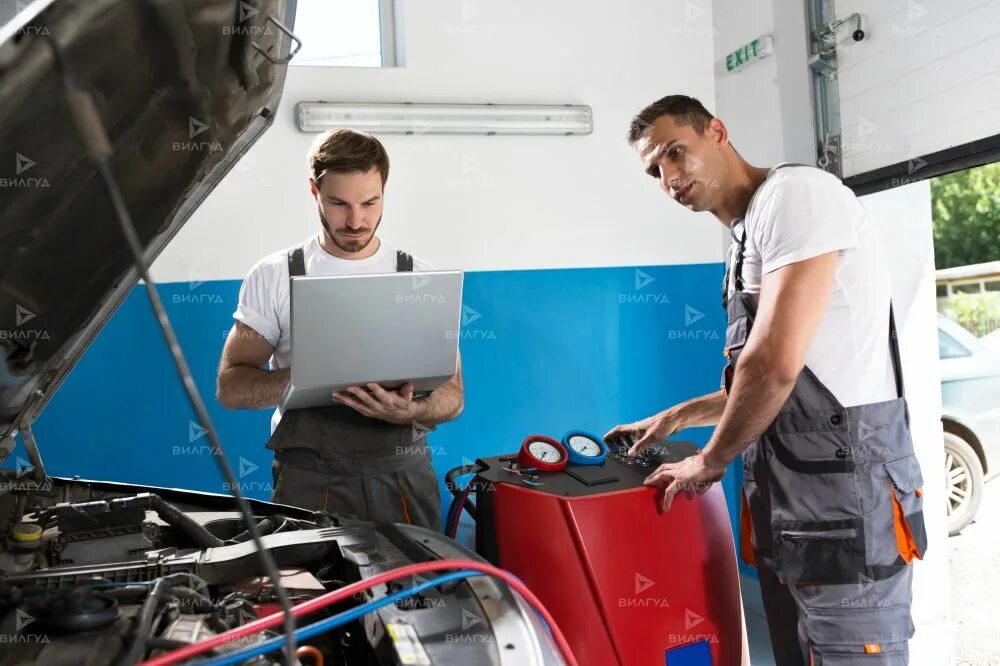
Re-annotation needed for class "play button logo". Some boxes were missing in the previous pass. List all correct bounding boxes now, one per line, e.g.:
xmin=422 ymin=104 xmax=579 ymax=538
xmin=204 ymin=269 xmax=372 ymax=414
xmin=634 ymin=572 xmax=655 ymax=594
xmin=189 ymin=421 xmax=209 ymax=442
xmin=461 ymin=608 xmax=483 ymax=630
xmin=239 ymin=457 xmax=259 ymax=478
xmin=461 ymin=305 xmax=482 ymax=326
xmin=685 ymin=608 xmax=705 ymax=630
xmin=189 ymin=117 xmax=209 ymax=139
xmin=15 ymin=609 xmax=35 ymax=632
xmin=15 ymin=153 xmax=35 ymax=175
xmin=15 ymin=304 xmax=35 ymax=327
xmin=685 ymin=304 xmax=705 ymax=327
xmin=634 ymin=268 xmax=655 ymax=290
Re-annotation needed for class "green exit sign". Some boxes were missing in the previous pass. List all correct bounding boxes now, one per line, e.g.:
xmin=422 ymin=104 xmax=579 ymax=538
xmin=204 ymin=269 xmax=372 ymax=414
xmin=725 ymin=35 xmax=774 ymax=72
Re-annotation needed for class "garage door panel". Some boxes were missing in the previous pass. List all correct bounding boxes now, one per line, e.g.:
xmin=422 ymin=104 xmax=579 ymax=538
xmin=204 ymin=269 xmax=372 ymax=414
xmin=833 ymin=0 xmax=1000 ymax=179
xmin=837 ymin=0 xmax=1000 ymax=103
xmin=842 ymin=68 xmax=1000 ymax=175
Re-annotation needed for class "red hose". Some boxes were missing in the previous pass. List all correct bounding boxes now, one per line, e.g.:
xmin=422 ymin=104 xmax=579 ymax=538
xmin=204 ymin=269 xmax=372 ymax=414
xmin=139 ymin=558 xmax=578 ymax=666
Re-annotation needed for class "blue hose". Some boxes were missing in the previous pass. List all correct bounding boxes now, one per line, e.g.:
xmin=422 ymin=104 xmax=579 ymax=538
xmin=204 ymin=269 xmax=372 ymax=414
xmin=196 ymin=569 xmax=483 ymax=666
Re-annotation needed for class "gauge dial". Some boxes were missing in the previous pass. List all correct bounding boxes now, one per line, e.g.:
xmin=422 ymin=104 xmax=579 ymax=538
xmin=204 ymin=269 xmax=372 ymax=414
xmin=528 ymin=440 xmax=563 ymax=462
xmin=562 ymin=431 xmax=608 ymax=465
xmin=568 ymin=435 xmax=601 ymax=457
xmin=517 ymin=435 xmax=568 ymax=473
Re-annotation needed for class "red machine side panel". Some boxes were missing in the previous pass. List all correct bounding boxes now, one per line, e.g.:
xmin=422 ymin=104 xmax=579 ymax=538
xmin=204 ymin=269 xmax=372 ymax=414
xmin=492 ymin=482 xmax=743 ymax=666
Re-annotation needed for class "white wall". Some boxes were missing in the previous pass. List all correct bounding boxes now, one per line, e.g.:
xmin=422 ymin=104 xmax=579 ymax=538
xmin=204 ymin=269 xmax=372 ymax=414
xmin=152 ymin=0 xmax=725 ymax=283
xmin=713 ymin=0 xmax=952 ymax=662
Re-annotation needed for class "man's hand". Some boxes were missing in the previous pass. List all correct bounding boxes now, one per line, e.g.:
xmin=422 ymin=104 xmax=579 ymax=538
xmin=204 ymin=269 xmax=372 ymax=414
xmin=643 ymin=452 xmax=727 ymax=512
xmin=604 ymin=410 xmax=683 ymax=457
xmin=332 ymin=383 xmax=416 ymax=424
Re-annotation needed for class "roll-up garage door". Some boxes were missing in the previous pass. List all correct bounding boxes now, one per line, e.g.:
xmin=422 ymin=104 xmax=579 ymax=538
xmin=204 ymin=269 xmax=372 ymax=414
xmin=810 ymin=0 xmax=1000 ymax=193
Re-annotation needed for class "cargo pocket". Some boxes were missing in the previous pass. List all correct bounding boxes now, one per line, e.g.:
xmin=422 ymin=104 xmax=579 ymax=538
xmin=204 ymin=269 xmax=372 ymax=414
xmin=764 ymin=430 xmax=865 ymax=584
xmin=884 ymin=456 xmax=927 ymax=563
xmin=772 ymin=519 xmax=867 ymax=585
xmin=804 ymin=605 xmax=911 ymax=665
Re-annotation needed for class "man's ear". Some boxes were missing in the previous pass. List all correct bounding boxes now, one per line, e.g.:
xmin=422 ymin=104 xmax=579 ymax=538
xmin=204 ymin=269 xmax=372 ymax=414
xmin=707 ymin=117 xmax=729 ymax=148
xmin=309 ymin=178 xmax=319 ymax=197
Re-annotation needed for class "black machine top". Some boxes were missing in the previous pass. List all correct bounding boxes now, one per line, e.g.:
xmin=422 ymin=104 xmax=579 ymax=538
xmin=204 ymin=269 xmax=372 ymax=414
xmin=475 ymin=439 xmax=701 ymax=498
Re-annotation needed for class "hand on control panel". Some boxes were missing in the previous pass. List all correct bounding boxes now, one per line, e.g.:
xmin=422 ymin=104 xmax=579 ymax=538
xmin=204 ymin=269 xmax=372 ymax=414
xmin=642 ymin=451 xmax=727 ymax=513
xmin=603 ymin=410 xmax=683 ymax=458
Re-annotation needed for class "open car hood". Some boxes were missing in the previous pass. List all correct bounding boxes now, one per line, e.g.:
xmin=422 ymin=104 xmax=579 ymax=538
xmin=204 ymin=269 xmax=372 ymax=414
xmin=0 ymin=0 xmax=299 ymax=443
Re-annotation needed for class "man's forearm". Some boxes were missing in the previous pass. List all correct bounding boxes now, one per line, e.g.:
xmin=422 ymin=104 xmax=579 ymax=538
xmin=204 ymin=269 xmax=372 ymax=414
xmin=217 ymin=367 xmax=289 ymax=410
xmin=668 ymin=389 xmax=728 ymax=429
xmin=702 ymin=354 xmax=796 ymax=468
xmin=410 ymin=380 xmax=463 ymax=425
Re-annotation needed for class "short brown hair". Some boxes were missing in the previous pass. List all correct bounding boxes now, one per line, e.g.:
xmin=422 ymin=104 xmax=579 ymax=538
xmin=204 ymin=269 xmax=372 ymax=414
xmin=626 ymin=95 xmax=715 ymax=146
xmin=308 ymin=128 xmax=390 ymax=186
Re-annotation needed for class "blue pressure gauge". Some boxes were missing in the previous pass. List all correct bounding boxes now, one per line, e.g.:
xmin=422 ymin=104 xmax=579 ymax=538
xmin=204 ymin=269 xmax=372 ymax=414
xmin=561 ymin=431 xmax=608 ymax=465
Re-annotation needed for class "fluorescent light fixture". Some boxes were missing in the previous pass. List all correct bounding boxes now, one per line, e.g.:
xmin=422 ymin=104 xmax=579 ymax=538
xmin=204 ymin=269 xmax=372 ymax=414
xmin=296 ymin=102 xmax=593 ymax=136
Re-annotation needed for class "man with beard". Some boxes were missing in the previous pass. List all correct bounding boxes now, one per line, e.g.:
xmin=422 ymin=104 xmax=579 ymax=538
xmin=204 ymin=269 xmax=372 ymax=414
xmin=217 ymin=128 xmax=463 ymax=529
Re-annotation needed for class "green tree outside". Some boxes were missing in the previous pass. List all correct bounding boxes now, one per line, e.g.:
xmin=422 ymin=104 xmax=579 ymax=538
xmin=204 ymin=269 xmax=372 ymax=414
xmin=931 ymin=163 xmax=1000 ymax=270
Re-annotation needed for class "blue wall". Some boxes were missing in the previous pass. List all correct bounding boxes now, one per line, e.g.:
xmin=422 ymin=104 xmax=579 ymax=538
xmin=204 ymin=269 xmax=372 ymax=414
xmin=11 ymin=263 xmax=746 ymax=560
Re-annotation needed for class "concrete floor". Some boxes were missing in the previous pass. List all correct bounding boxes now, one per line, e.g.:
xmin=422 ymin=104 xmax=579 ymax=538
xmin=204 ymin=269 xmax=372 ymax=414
xmin=949 ymin=478 xmax=1000 ymax=666
xmin=743 ymin=478 xmax=1000 ymax=666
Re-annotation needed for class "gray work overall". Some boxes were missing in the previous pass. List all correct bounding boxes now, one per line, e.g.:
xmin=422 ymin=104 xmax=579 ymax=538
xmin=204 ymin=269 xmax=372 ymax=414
xmin=265 ymin=244 xmax=442 ymax=531
xmin=723 ymin=166 xmax=928 ymax=664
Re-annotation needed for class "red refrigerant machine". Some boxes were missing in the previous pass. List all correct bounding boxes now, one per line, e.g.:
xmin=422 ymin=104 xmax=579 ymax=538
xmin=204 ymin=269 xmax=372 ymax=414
xmin=463 ymin=433 xmax=745 ymax=666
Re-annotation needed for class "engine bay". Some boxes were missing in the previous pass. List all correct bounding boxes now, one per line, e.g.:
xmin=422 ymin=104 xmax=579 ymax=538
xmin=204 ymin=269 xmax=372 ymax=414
xmin=0 ymin=477 xmax=553 ymax=665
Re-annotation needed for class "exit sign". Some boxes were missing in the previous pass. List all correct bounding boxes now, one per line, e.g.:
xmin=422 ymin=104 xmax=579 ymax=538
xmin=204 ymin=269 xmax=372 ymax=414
xmin=725 ymin=35 xmax=774 ymax=72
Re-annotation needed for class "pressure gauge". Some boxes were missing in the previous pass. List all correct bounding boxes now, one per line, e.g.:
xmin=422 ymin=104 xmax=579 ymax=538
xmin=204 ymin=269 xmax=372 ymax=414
xmin=562 ymin=431 xmax=608 ymax=465
xmin=517 ymin=435 xmax=568 ymax=472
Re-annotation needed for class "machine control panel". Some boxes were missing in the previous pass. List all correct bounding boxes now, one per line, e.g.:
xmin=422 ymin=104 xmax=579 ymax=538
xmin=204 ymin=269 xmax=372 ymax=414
xmin=476 ymin=438 xmax=701 ymax=498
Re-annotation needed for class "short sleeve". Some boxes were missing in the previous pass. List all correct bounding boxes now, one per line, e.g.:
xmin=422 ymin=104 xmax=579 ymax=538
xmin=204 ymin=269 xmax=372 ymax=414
xmin=233 ymin=259 xmax=283 ymax=346
xmin=750 ymin=171 xmax=860 ymax=275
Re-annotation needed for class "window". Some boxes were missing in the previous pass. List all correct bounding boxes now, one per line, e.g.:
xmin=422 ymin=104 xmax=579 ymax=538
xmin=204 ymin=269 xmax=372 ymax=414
xmin=291 ymin=0 xmax=399 ymax=68
xmin=952 ymin=283 xmax=983 ymax=295
xmin=936 ymin=283 xmax=948 ymax=298
xmin=986 ymin=280 xmax=1000 ymax=293
xmin=938 ymin=329 xmax=971 ymax=360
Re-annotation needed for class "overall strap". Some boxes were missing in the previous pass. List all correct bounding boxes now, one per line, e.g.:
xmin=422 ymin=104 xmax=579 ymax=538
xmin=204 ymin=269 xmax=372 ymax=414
xmin=396 ymin=250 xmax=414 ymax=272
xmin=888 ymin=303 xmax=905 ymax=398
xmin=287 ymin=244 xmax=306 ymax=278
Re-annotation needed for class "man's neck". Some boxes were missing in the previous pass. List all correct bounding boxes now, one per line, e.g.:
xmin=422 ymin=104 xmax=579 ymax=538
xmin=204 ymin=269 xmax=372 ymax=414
xmin=317 ymin=231 xmax=381 ymax=260
xmin=709 ymin=160 xmax=771 ymax=227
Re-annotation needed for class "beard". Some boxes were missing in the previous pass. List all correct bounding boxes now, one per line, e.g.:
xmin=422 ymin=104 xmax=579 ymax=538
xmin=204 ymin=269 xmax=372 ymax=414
xmin=318 ymin=208 xmax=382 ymax=254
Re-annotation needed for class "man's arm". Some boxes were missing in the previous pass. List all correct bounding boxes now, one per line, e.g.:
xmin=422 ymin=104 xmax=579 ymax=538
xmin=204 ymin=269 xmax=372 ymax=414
xmin=644 ymin=250 xmax=840 ymax=509
xmin=217 ymin=322 xmax=287 ymax=410
xmin=332 ymin=354 xmax=465 ymax=426
xmin=604 ymin=389 xmax=728 ymax=456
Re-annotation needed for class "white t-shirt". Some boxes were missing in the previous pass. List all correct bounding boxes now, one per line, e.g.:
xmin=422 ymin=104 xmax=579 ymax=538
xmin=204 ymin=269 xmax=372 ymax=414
xmin=233 ymin=233 xmax=433 ymax=432
xmin=724 ymin=165 xmax=897 ymax=407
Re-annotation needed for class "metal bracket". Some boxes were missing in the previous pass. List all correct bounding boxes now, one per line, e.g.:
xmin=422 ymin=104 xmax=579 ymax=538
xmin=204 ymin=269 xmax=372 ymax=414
xmin=252 ymin=14 xmax=302 ymax=65
xmin=814 ymin=12 xmax=865 ymax=44
xmin=807 ymin=0 xmax=844 ymax=176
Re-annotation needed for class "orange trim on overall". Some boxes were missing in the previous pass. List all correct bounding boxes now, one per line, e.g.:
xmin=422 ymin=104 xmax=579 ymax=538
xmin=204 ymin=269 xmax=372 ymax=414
xmin=739 ymin=489 xmax=756 ymax=566
xmin=865 ymin=644 xmax=882 ymax=654
xmin=890 ymin=482 xmax=922 ymax=563
xmin=396 ymin=478 xmax=413 ymax=524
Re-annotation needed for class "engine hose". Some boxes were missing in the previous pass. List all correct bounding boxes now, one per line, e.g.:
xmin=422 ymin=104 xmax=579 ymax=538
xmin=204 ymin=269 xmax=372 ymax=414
xmin=121 ymin=573 xmax=210 ymax=665
xmin=143 ymin=494 xmax=224 ymax=549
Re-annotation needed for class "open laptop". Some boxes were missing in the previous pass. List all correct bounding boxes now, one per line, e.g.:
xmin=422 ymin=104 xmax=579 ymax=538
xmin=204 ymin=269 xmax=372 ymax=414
xmin=282 ymin=270 xmax=464 ymax=410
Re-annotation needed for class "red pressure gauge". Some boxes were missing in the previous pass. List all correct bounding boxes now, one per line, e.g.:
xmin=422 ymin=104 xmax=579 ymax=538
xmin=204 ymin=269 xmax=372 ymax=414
xmin=517 ymin=435 xmax=568 ymax=472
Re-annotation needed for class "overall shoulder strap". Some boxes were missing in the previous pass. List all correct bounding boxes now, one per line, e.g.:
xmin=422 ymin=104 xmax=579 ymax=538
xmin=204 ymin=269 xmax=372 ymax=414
xmin=396 ymin=250 xmax=414 ymax=272
xmin=287 ymin=244 xmax=306 ymax=278
xmin=889 ymin=303 xmax=905 ymax=398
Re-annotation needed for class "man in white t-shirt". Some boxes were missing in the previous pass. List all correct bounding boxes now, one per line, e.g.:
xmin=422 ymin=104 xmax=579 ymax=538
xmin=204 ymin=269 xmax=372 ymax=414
xmin=606 ymin=96 xmax=927 ymax=664
xmin=216 ymin=129 xmax=463 ymax=530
